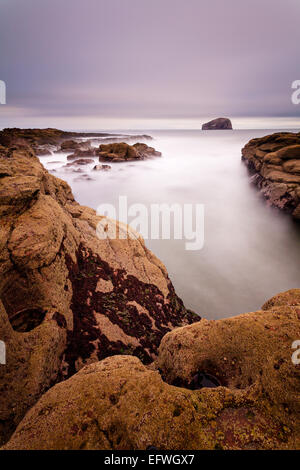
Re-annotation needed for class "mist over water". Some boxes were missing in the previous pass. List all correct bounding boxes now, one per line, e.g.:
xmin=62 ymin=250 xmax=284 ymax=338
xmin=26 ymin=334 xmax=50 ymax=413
xmin=42 ymin=129 xmax=300 ymax=319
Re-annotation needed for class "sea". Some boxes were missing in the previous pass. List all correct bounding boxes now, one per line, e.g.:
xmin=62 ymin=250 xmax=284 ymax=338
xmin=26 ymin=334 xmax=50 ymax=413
xmin=40 ymin=128 xmax=300 ymax=319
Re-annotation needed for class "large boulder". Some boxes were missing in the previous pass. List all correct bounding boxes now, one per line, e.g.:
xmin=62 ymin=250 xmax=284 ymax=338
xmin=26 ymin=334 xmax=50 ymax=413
xmin=3 ymin=290 xmax=300 ymax=450
xmin=0 ymin=144 xmax=197 ymax=446
xmin=98 ymin=142 xmax=161 ymax=162
xmin=202 ymin=118 xmax=232 ymax=130
xmin=242 ymin=132 xmax=300 ymax=219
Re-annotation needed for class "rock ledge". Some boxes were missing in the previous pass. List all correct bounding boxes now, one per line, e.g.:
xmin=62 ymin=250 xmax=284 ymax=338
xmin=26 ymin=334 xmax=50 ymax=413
xmin=242 ymin=132 xmax=300 ymax=219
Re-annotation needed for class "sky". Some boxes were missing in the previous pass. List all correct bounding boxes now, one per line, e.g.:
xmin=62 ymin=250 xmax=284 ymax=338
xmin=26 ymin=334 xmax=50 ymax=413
xmin=0 ymin=0 xmax=300 ymax=130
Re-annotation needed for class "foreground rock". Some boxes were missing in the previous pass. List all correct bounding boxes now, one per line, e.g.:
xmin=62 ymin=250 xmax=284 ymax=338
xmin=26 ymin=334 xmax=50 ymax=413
xmin=98 ymin=142 xmax=162 ymax=162
xmin=3 ymin=289 xmax=300 ymax=450
xmin=242 ymin=132 xmax=300 ymax=219
xmin=0 ymin=144 xmax=197 ymax=445
xmin=202 ymin=118 xmax=232 ymax=130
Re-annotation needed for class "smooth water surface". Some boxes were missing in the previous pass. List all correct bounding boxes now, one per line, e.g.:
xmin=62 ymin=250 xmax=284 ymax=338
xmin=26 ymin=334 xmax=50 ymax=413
xmin=41 ymin=129 xmax=300 ymax=319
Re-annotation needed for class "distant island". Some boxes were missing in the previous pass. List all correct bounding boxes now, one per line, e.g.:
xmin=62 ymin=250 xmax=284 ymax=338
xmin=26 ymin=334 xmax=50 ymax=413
xmin=202 ymin=117 xmax=232 ymax=130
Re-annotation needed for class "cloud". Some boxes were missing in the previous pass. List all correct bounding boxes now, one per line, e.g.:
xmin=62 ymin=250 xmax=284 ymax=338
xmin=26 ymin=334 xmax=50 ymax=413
xmin=0 ymin=0 xmax=300 ymax=124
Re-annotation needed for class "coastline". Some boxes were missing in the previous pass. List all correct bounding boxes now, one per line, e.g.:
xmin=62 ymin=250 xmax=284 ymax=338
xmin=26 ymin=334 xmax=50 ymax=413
xmin=0 ymin=128 xmax=299 ymax=449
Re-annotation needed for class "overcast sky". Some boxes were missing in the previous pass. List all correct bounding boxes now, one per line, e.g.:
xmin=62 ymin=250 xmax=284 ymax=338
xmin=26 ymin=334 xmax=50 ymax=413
xmin=0 ymin=0 xmax=300 ymax=129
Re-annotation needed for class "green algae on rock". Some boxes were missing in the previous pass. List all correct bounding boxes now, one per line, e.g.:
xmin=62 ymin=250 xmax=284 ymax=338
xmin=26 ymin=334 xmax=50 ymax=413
xmin=2 ymin=290 xmax=300 ymax=450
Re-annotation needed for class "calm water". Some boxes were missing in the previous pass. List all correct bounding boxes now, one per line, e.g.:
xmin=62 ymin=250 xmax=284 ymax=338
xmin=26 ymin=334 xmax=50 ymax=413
xmin=41 ymin=129 xmax=300 ymax=319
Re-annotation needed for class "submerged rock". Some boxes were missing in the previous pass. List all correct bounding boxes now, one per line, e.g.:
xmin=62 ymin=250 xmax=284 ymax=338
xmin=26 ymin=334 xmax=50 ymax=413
xmin=60 ymin=140 xmax=82 ymax=151
xmin=36 ymin=147 xmax=52 ymax=156
xmin=65 ymin=158 xmax=95 ymax=166
xmin=73 ymin=174 xmax=95 ymax=182
xmin=132 ymin=142 xmax=162 ymax=157
xmin=95 ymin=134 xmax=153 ymax=144
xmin=242 ymin=132 xmax=300 ymax=219
xmin=61 ymin=140 xmax=95 ymax=154
xmin=67 ymin=149 xmax=97 ymax=160
xmin=3 ymin=291 xmax=300 ymax=450
xmin=93 ymin=164 xmax=111 ymax=171
xmin=0 ymin=144 xmax=197 ymax=445
xmin=202 ymin=118 xmax=232 ymax=130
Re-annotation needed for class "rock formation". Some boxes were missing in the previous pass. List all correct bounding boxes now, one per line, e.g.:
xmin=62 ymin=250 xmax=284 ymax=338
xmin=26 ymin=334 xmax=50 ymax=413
xmin=202 ymin=118 xmax=232 ymax=130
xmin=65 ymin=141 xmax=162 ymax=164
xmin=98 ymin=142 xmax=162 ymax=162
xmin=0 ymin=142 xmax=197 ymax=446
xmin=0 ymin=128 xmax=153 ymax=158
xmin=3 ymin=289 xmax=300 ymax=450
xmin=61 ymin=140 xmax=98 ymax=160
xmin=242 ymin=132 xmax=300 ymax=219
xmin=0 ymin=128 xmax=299 ymax=451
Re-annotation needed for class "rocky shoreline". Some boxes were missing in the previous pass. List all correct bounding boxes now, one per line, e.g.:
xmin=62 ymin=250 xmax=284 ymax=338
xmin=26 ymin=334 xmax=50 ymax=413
xmin=0 ymin=139 xmax=196 ymax=446
xmin=242 ymin=132 xmax=300 ymax=220
xmin=0 ymin=128 xmax=153 ymax=156
xmin=0 ymin=129 xmax=299 ymax=450
xmin=0 ymin=128 xmax=162 ymax=182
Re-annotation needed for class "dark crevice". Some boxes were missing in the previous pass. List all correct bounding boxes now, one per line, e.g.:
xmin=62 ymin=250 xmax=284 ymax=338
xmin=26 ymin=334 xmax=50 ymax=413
xmin=9 ymin=307 xmax=47 ymax=332
xmin=159 ymin=369 xmax=223 ymax=390
xmin=188 ymin=371 xmax=222 ymax=389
